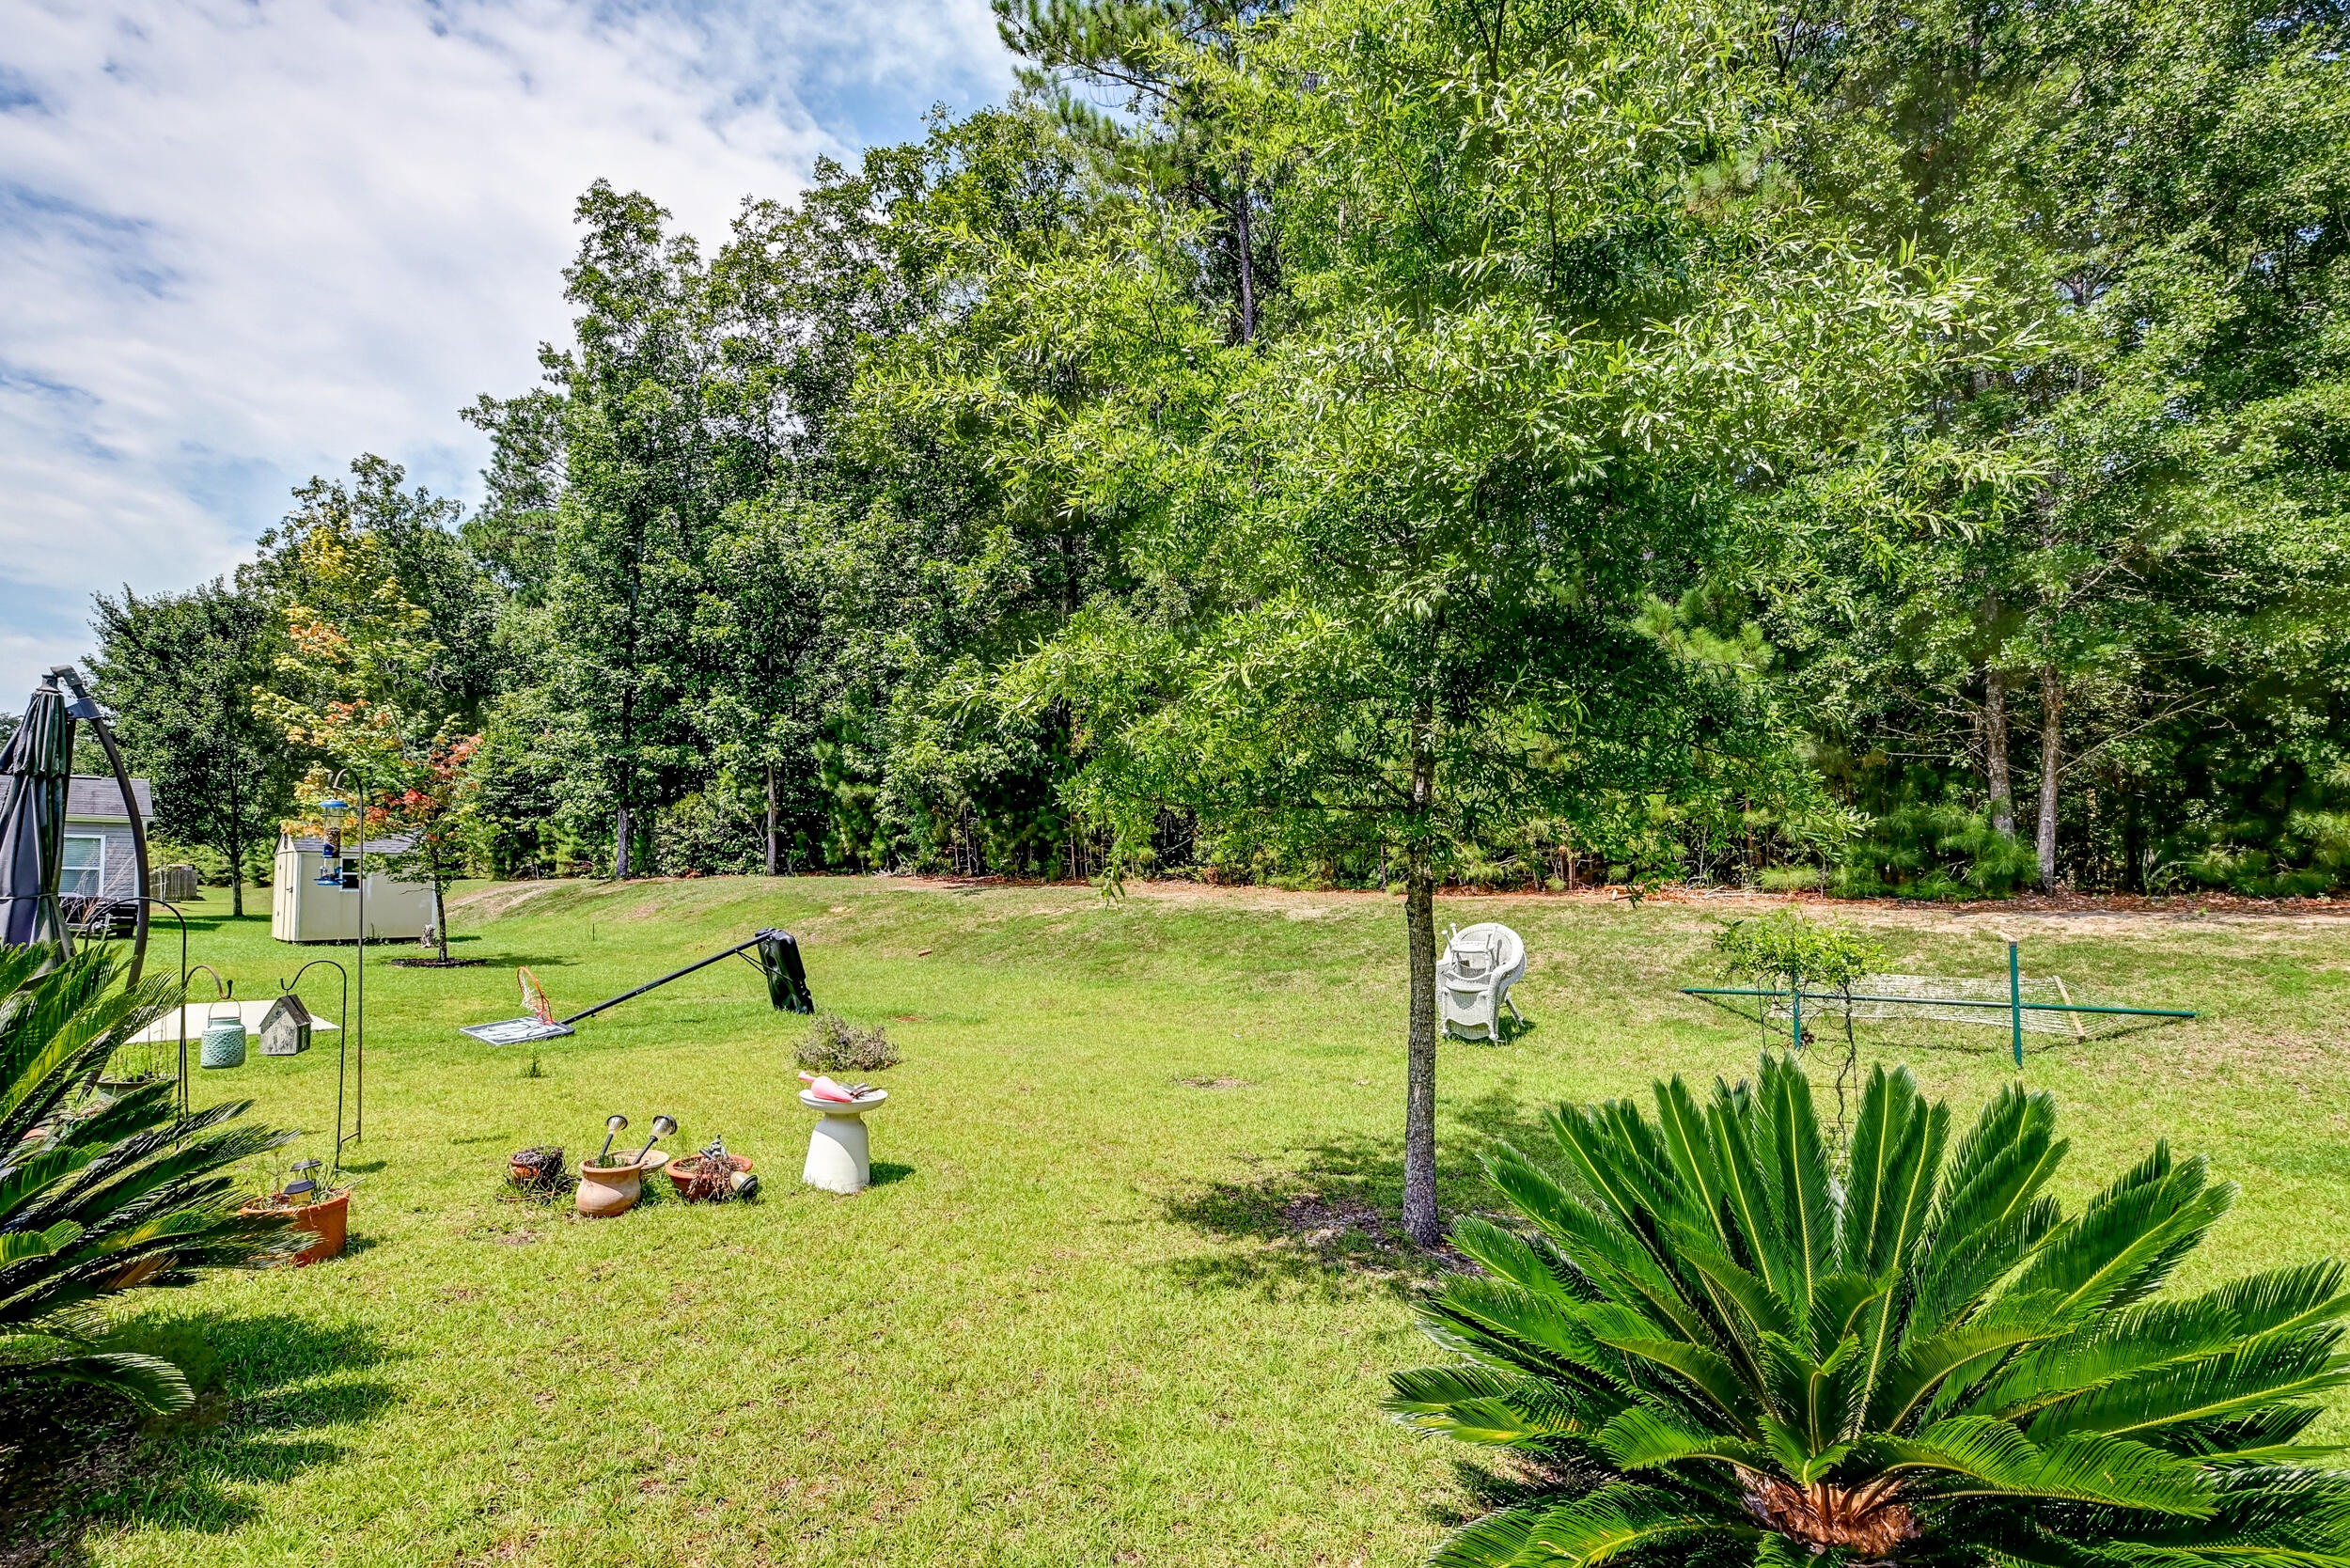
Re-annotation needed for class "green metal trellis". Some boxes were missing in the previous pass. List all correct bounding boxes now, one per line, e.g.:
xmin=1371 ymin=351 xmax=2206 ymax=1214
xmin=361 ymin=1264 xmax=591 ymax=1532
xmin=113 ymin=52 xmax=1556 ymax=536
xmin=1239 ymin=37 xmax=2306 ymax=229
xmin=1681 ymin=935 xmax=2196 ymax=1066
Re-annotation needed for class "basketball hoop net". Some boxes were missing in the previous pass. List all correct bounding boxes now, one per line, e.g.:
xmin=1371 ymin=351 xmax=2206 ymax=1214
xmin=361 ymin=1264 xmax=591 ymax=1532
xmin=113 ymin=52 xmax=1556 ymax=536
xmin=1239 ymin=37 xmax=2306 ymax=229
xmin=518 ymin=966 xmax=555 ymax=1026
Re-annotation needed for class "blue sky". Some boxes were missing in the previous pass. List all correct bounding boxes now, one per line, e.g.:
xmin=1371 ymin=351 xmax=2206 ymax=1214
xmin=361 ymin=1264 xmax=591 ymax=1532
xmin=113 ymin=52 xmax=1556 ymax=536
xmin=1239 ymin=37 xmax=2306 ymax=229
xmin=0 ymin=0 xmax=1016 ymax=698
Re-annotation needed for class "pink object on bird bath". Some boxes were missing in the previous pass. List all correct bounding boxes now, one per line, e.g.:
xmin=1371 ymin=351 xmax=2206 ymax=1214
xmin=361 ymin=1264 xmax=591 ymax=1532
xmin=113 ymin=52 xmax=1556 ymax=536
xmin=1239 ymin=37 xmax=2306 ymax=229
xmin=798 ymin=1072 xmax=866 ymax=1104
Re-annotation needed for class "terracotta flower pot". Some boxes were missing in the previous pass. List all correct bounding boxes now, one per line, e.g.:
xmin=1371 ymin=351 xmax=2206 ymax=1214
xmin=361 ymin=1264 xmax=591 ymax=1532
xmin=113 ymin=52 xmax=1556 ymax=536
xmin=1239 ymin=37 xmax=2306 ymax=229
xmin=666 ymin=1152 xmax=751 ymax=1202
xmin=240 ymin=1187 xmax=351 ymax=1265
xmin=575 ymin=1153 xmax=666 ymax=1218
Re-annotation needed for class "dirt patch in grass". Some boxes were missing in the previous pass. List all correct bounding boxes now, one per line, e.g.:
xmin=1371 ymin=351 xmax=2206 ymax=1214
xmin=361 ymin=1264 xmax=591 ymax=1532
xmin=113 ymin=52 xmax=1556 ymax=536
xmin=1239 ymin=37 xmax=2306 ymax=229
xmin=1177 ymin=1076 xmax=1253 ymax=1090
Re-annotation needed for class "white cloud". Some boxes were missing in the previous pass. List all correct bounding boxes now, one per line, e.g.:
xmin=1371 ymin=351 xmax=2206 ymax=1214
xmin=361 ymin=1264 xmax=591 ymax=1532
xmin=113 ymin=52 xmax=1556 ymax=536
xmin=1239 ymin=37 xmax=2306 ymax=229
xmin=0 ymin=0 xmax=1014 ymax=698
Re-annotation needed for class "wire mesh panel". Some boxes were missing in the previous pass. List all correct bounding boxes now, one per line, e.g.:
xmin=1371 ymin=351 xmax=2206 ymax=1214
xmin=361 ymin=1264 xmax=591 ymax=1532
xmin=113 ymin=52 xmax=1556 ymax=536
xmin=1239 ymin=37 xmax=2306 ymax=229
xmin=1762 ymin=975 xmax=2085 ymax=1034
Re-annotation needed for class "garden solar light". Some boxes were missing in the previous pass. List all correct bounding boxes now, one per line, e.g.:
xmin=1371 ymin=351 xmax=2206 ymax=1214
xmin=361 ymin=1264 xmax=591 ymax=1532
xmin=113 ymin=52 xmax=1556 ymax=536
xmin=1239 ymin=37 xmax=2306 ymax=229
xmin=596 ymin=1113 xmax=628 ymax=1163
xmin=631 ymin=1114 xmax=677 ymax=1164
xmin=284 ymin=1158 xmax=321 ymax=1201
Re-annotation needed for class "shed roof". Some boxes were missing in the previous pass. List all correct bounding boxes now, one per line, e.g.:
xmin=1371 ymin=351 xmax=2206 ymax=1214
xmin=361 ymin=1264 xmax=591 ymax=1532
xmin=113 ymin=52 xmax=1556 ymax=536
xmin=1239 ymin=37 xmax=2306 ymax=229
xmin=281 ymin=832 xmax=419 ymax=855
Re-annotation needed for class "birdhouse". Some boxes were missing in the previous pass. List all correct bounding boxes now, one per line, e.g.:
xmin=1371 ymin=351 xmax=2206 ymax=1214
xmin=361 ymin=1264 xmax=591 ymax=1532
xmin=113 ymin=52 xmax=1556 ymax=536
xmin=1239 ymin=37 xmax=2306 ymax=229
xmin=259 ymin=994 xmax=313 ymax=1057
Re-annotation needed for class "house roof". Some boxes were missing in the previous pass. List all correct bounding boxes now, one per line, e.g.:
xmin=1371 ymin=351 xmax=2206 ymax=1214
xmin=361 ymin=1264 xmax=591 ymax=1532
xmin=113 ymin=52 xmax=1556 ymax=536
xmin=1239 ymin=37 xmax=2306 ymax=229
xmin=0 ymin=774 xmax=154 ymax=823
xmin=67 ymin=776 xmax=152 ymax=821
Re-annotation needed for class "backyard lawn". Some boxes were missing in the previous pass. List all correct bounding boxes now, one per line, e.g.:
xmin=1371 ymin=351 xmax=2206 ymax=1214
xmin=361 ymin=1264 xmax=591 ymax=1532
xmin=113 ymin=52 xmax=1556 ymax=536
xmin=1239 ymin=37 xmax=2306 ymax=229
xmin=7 ymin=876 xmax=2347 ymax=1567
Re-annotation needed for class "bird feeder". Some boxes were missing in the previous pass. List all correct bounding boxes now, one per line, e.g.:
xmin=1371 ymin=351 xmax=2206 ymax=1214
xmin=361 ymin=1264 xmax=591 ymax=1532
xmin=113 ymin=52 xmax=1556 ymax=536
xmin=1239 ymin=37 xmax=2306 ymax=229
xmin=259 ymin=993 xmax=313 ymax=1057
xmin=315 ymin=797 xmax=351 ymax=886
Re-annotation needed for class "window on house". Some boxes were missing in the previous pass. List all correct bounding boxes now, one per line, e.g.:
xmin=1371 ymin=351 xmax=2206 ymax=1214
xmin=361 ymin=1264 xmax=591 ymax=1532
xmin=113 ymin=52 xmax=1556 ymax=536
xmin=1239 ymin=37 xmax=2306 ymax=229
xmin=62 ymin=835 xmax=105 ymax=899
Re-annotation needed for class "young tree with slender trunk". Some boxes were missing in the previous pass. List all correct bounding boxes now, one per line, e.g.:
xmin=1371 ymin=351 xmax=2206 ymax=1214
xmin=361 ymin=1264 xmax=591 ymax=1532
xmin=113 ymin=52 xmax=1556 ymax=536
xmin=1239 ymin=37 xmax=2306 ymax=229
xmin=1008 ymin=0 xmax=2015 ymax=1245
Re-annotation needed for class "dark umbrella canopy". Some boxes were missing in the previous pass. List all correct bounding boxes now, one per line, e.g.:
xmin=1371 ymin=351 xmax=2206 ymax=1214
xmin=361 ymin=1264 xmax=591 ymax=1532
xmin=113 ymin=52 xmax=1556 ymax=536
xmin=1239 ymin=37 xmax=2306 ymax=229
xmin=0 ymin=679 xmax=74 ymax=951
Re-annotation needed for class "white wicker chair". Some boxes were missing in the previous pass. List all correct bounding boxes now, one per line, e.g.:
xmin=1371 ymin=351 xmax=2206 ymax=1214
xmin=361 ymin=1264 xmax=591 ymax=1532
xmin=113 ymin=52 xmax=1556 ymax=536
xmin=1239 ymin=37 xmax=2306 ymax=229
xmin=1438 ymin=921 xmax=1527 ymax=1041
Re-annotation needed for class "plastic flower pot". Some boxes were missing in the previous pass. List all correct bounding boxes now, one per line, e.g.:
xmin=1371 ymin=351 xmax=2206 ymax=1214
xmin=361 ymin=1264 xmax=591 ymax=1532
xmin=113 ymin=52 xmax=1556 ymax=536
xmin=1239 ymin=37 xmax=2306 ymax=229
xmin=575 ymin=1153 xmax=666 ymax=1218
xmin=239 ymin=1187 xmax=351 ymax=1265
xmin=666 ymin=1152 xmax=752 ymax=1202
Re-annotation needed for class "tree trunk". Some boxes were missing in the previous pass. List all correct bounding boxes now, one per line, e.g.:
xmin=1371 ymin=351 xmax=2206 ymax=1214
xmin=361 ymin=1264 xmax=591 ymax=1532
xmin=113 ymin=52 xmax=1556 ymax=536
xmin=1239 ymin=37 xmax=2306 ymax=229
xmin=2036 ymin=666 xmax=2062 ymax=888
xmin=433 ymin=861 xmax=449 ymax=963
xmin=614 ymin=803 xmax=633 ymax=880
xmin=765 ymin=764 xmax=780 ymax=877
xmin=227 ymin=762 xmax=246 ymax=917
xmin=1402 ymin=713 xmax=1441 ymax=1248
xmin=1233 ymin=161 xmax=1257 ymax=344
xmin=1983 ymin=667 xmax=2013 ymax=837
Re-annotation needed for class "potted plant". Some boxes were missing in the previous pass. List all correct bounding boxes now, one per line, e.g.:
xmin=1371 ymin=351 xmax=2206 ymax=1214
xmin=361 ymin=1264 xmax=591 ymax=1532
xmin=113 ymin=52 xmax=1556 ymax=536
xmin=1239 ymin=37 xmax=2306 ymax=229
xmin=240 ymin=1159 xmax=351 ymax=1264
xmin=666 ymin=1136 xmax=756 ymax=1202
xmin=574 ymin=1114 xmax=674 ymax=1218
xmin=509 ymin=1145 xmax=565 ymax=1189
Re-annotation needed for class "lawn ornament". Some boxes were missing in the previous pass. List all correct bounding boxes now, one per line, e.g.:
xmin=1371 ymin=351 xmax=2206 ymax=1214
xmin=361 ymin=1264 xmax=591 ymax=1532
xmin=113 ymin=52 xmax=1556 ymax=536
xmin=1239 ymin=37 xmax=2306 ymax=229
xmin=200 ymin=993 xmax=247 ymax=1069
xmin=1438 ymin=922 xmax=1527 ymax=1042
xmin=628 ymin=1113 xmax=678 ymax=1166
xmin=668 ymin=1136 xmax=756 ymax=1202
xmin=461 ymin=929 xmax=813 ymax=1045
xmin=595 ymin=1113 xmax=627 ymax=1164
xmin=798 ymin=1081 xmax=886 ymax=1195
xmin=796 ymin=1071 xmax=869 ymax=1104
xmin=259 ymin=992 xmax=313 ymax=1056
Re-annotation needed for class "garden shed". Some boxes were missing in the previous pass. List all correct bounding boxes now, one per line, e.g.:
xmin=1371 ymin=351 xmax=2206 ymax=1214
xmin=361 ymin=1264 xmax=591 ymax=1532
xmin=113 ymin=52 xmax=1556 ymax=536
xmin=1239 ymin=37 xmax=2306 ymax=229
xmin=270 ymin=831 xmax=433 ymax=942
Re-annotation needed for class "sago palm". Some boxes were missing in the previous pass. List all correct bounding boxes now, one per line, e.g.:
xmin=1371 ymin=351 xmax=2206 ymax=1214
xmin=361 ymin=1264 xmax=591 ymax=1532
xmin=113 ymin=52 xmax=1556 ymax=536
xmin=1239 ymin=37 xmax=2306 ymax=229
xmin=1394 ymin=1054 xmax=2350 ymax=1568
xmin=0 ymin=945 xmax=293 ymax=1414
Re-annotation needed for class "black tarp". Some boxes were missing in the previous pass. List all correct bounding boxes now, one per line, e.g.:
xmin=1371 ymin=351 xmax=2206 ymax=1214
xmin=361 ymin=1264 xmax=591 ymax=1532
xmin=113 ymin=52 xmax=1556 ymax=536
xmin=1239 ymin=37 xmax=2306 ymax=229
xmin=0 ymin=679 xmax=74 ymax=951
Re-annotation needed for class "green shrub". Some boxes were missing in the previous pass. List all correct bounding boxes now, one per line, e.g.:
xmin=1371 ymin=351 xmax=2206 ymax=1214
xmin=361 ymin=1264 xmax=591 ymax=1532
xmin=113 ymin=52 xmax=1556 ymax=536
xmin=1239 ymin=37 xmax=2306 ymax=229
xmin=1393 ymin=1054 xmax=2350 ymax=1568
xmin=0 ymin=948 xmax=297 ymax=1417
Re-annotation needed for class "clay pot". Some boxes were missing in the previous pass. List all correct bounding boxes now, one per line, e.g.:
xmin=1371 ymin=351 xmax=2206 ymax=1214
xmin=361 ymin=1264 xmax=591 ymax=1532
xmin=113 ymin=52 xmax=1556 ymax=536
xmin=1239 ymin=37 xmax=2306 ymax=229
xmin=240 ymin=1188 xmax=351 ymax=1265
xmin=575 ymin=1153 xmax=666 ymax=1218
xmin=666 ymin=1152 xmax=751 ymax=1202
xmin=509 ymin=1149 xmax=565 ymax=1189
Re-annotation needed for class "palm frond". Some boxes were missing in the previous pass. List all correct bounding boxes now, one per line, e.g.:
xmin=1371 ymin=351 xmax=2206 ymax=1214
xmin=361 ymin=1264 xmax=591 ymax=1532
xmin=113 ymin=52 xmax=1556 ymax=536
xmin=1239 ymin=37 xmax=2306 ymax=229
xmin=1512 ymin=1484 xmax=1753 ymax=1566
xmin=1868 ymin=1417 xmax=2215 ymax=1513
xmin=2025 ymin=1331 xmax=2350 ymax=1447
xmin=1409 ymin=1056 xmax=2350 ymax=1568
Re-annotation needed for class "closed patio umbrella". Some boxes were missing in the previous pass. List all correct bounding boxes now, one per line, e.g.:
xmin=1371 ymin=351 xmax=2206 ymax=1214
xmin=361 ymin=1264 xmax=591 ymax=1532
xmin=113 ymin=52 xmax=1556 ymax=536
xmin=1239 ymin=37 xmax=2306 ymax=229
xmin=0 ymin=677 xmax=74 ymax=952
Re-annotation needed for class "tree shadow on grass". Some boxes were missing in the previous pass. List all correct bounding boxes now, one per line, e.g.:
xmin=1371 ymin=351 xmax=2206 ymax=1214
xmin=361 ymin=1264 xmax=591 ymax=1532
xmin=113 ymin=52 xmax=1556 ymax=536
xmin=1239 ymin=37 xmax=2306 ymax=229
xmin=0 ymin=1314 xmax=400 ymax=1565
xmin=1158 ymin=1083 xmax=1566 ymax=1299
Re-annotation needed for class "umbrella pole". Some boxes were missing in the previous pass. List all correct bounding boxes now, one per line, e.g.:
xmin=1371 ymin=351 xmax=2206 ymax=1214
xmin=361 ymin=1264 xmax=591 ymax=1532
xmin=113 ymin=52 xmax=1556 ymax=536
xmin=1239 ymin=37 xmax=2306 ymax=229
xmin=50 ymin=667 xmax=149 ymax=984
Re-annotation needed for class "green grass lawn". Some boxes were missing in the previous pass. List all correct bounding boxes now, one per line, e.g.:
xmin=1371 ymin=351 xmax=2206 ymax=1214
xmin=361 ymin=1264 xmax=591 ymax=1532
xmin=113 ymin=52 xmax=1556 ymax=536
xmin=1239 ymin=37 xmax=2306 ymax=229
xmin=10 ymin=876 xmax=2350 ymax=1566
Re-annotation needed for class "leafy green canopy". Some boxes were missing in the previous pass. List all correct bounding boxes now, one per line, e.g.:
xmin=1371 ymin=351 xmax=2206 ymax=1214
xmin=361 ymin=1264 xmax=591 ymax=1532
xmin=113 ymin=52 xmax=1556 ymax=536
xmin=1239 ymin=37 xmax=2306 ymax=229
xmin=0 ymin=949 xmax=294 ymax=1416
xmin=1396 ymin=1055 xmax=2350 ymax=1567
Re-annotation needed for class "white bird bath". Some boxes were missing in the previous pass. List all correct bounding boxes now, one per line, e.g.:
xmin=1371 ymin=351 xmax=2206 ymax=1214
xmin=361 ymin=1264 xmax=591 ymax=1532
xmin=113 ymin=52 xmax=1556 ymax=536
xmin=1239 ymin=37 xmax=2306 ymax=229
xmin=798 ymin=1089 xmax=886 ymax=1194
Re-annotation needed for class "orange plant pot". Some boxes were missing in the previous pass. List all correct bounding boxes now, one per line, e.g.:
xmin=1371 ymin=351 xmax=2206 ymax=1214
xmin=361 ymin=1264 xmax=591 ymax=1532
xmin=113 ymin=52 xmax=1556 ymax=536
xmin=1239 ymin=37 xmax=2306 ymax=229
xmin=666 ymin=1153 xmax=751 ymax=1202
xmin=241 ymin=1188 xmax=350 ymax=1265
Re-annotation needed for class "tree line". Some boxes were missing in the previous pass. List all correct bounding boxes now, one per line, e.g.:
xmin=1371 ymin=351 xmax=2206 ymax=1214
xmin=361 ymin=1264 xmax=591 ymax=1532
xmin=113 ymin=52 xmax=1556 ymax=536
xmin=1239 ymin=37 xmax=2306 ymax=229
xmin=89 ymin=0 xmax=2350 ymax=912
